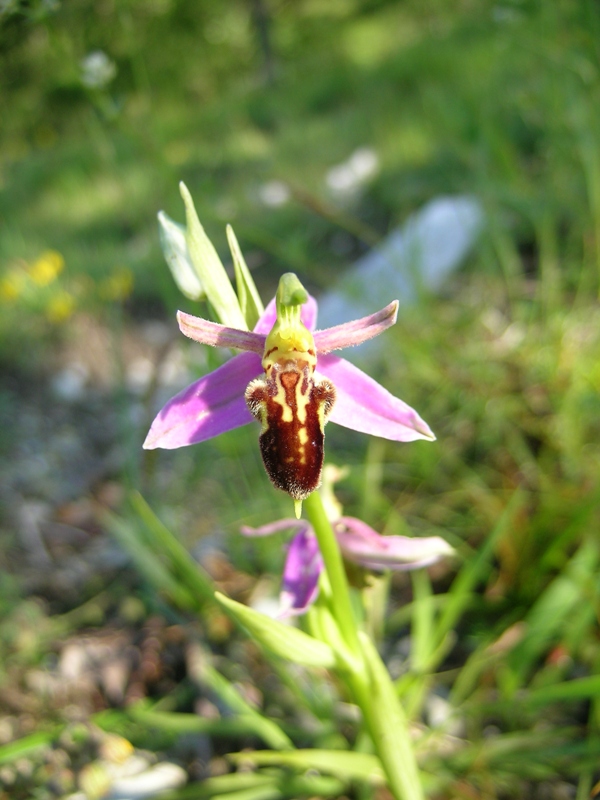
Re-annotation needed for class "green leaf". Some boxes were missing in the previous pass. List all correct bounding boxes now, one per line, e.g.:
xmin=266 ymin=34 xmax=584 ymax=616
xmin=157 ymin=210 xmax=204 ymax=301
xmin=0 ymin=730 xmax=57 ymax=765
xmin=436 ymin=490 xmax=527 ymax=645
xmin=186 ymin=647 xmax=293 ymax=751
xmin=130 ymin=492 xmax=215 ymax=606
xmin=179 ymin=182 xmax=247 ymax=330
xmin=171 ymin=770 xmax=345 ymax=800
xmin=215 ymin=592 xmax=336 ymax=669
xmin=228 ymin=749 xmax=385 ymax=785
xmin=126 ymin=706 xmax=286 ymax=744
xmin=105 ymin=512 xmax=199 ymax=612
xmin=227 ymin=224 xmax=264 ymax=329
xmin=526 ymin=675 xmax=600 ymax=706
xmin=356 ymin=632 xmax=424 ymax=800
xmin=507 ymin=537 xmax=600 ymax=685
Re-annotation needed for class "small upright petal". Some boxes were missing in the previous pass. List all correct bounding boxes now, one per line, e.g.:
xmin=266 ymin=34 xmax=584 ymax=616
xmin=313 ymin=301 xmax=398 ymax=353
xmin=279 ymin=527 xmax=323 ymax=618
xmin=177 ymin=311 xmax=265 ymax=353
xmin=319 ymin=354 xmax=435 ymax=442
xmin=334 ymin=517 xmax=453 ymax=571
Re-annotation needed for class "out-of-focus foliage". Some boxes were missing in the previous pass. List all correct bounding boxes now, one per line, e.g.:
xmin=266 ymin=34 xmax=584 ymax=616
xmin=2 ymin=0 xmax=600 ymax=370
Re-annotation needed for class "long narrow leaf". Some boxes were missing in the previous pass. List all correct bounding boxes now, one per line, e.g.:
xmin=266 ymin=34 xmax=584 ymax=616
xmin=436 ymin=490 xmax=527 ymax=644
xmin=186 ymin=643 xmax=293 ymax=751
xmin=228 ymin=749 xmax=385 ymax=785
xmin=131 ymin=492 xmax=215 ymax=605
xmin=215 ymin=592 xmax=337 ymax=669
xmin=106 ymin=512 xmax=198 ymax=612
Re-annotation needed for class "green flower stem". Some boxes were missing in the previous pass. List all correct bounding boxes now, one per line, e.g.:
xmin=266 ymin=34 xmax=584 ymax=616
xmin=353 ymin=634 xmax=425 ymax=800
xmin=304 ymin=491 xmax=424 ymax=800
xmin=304 ymin=490 xmax=360 ymax=654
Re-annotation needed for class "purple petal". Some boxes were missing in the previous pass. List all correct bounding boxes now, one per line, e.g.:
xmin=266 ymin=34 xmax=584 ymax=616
xmin=254 ymin=294 xmax=318 ymax=334
xmin=240 ymin=519 xmax=305 ymax=537
xmin=143 ymin=351 xmax=261 ymax=449
xmin=317 ymin=354 xmax=436 ymax=442
xmin=279 ymin=528 xmax=323 ymax=618
xmin=334 ymin=517 xmax=453 ymax=571
xmin=177 ymin=311 xmax=265 ymax=353
xmin=313 ymin=301 xmax=398 ymax=353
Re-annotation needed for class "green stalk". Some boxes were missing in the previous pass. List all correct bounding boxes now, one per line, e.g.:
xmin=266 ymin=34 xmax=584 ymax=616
xmin=353 ymin=634 xmax=424 ymax=800
xmin=303 ymin=491 xmax=360 ymax=653
xmin=305 ymin=491 xmax=424 ymax=800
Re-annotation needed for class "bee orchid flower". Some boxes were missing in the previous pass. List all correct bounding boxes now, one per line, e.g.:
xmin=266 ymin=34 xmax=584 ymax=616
xmin=143 ymin=273 xmax=434 ymax=507
xmin=241 ymin=516 xmax=454 ymax=617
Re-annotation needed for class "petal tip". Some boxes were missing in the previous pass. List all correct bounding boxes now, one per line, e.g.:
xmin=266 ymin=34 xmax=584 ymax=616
xmin=416 ymin=420 xmax=436 ymax=441
xmin=142 ymin=430 xmax=160 ymax=450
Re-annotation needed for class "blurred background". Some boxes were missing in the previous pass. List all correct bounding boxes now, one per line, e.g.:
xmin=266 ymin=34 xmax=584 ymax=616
xmin=2 ymin=1 xmax=600 ymax=798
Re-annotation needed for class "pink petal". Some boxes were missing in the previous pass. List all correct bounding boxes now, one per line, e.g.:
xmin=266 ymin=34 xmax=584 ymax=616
xmin=317 ymin=354 xmax=435 ymax=442
xmin=240 ymin=519 xmax=304 ymax=537
xmin=254 ymin=294 xmax=318 ymax=334
xmin=177 ymin=311 xmax=265 ymax=353
xmin=143 ymin=351 xmax=261 ymax=449
xmin=334 ymin=517 xmax=453 ymax=571
xmin=313 ymin=301 xmax=398 ymax=353
xmin=279 ymin=527 xmax=323 ymax=618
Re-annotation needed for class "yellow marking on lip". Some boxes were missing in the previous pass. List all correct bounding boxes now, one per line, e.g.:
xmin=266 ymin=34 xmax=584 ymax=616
xmin=294 ymin=374 xmax=310 ymax=424
xmin=298 ymin=427 xmax=308 ymax=445
xmin=271 ymin=363 xmax=312 ymax=426
xmin=272 ymin=372 xmax=294 ymax=422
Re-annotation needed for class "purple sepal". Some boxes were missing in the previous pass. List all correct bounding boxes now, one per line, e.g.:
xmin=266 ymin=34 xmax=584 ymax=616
xmin=279 ymin=527 xmax=323 ymax=618
xmin=334 ymin=517 xmax=453 ymax=571
xmin=143 ymin=351 xmax=261 ymax=449
xmin=318 ymin=354 xmax=435 ymax=442
xmin=240 ymin=519 xmax=304 ymax=537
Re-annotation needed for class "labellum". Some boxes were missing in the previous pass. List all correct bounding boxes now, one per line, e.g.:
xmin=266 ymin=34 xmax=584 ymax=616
xmin=245 ymin=274 xmax=336 ymax=508
xmin=246 ymin=362 xmax=335 ymax=501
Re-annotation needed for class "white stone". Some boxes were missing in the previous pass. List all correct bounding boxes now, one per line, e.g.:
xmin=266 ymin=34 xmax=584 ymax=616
xmin=107 ymin=762 xmax=187 ymax=799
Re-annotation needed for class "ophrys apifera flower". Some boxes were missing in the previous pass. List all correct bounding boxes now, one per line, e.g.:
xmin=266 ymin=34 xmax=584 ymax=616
xmin=144 ymin=273 xmax=434 ymax=507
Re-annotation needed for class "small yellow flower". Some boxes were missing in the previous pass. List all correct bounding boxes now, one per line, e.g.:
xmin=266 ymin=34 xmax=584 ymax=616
xmin=29 ymin=250 xmax=65 ymax=286
xmin=46 ymin=290 xmax=75 ymax=323
xmin=98 ymin=733 xmax=134 ymax=763
xmin=100 ymin=267 xmax=134 ymax=301
xmin=79 ymin=761 xmax=112 ymax=800
xmin=0 ymin=268 xmax=26 ymax=302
